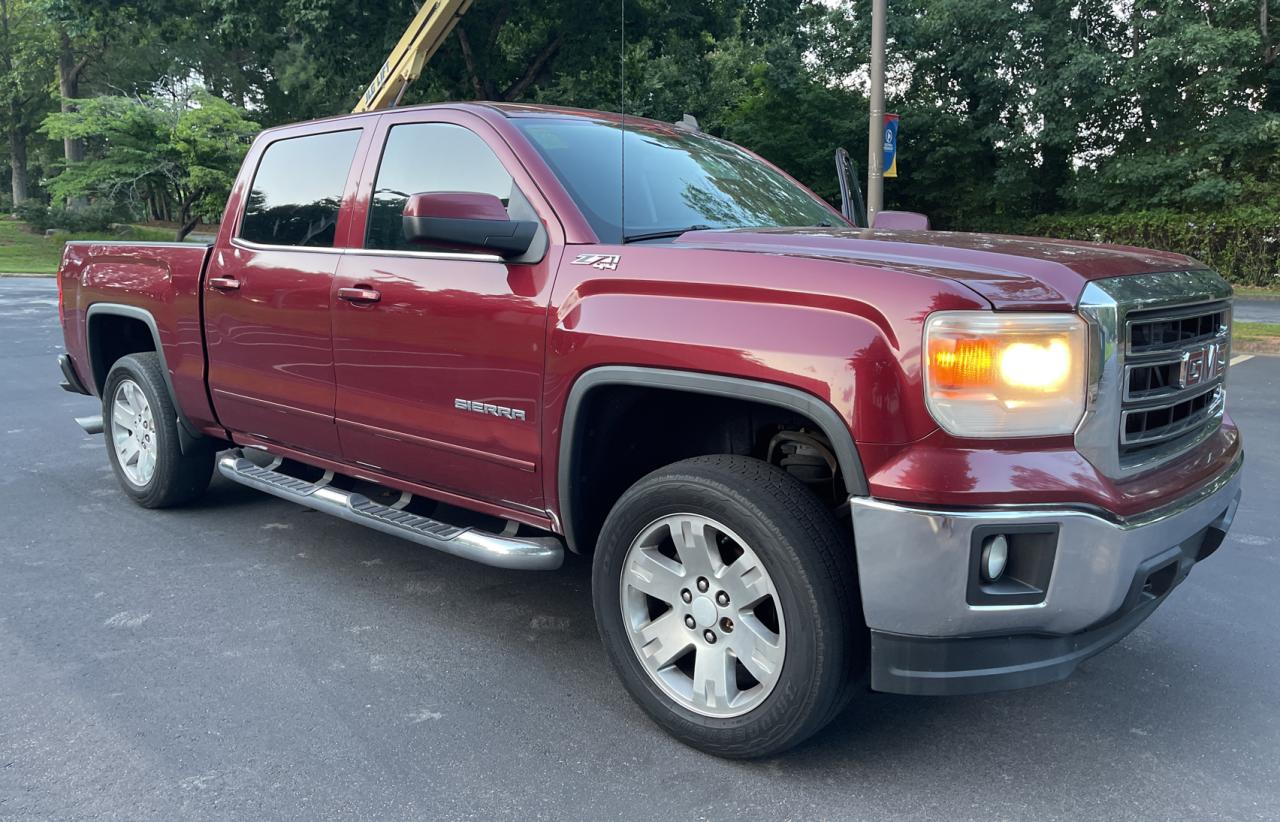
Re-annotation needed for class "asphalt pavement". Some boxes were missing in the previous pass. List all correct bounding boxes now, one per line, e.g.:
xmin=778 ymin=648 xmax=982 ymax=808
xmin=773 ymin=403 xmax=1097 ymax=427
xmin=1 ymin=277 xmax=1277 ymax=821
xmin=1233 ymin=298 xmax=1280 ymax=324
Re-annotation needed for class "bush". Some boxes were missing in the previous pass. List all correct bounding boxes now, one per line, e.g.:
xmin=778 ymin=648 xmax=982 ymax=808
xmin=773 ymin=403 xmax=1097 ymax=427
xmin=12 ymin=201 xmax=122 ymax=233
xmin=968 ymin=209 xmax=1280 ymax=288
xmin=13 ymin=199 xmax=50 ymax=228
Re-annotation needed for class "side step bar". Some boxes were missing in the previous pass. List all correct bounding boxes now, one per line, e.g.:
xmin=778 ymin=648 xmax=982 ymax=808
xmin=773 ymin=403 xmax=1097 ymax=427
xmin=76 ymin=415 xmax=104 ymax=435
xmin=217 ymin=455 xmax=564 ymax=571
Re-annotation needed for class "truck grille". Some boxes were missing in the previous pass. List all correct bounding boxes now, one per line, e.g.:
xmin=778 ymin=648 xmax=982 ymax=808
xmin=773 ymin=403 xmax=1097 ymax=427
xmin=1076 ymin=271 xmax=1233 ymax=479
xmin=1120 ymin=301 xmax=1229 ymax=459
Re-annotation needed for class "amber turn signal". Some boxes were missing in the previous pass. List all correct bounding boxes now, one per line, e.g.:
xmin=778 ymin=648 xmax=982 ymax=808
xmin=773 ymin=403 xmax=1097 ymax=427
xmin=923 ymin=312 xmax=1088 ymax=438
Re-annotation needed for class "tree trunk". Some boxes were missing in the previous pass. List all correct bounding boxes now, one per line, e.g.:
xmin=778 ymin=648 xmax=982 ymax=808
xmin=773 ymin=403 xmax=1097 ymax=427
xmin=175 ymin=198 xmax=200 ymax=242
xmin=57 ymin=32 xmax=85 ymax=165
xmin=500 ymin=35 xmax=562 ymax=100
xmin=7 ymin=118 xmax=28 ymax=207
xmin=175 ymin=217 xmax=199 ymax=242
xmin=56 ymin=30 xmax=88 ymax=208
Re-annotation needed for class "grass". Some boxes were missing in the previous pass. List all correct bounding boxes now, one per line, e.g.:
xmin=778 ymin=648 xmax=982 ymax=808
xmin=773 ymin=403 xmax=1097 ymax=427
xmin=1232 ymin=321 xmax=1280 ymax=355
xmin=0 ymin=218 xmax=178 ymax=275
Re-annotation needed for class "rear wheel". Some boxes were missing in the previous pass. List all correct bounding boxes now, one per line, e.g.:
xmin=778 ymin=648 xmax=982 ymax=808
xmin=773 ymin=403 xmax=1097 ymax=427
xmin=592 ymin=455 xmax=864 ymax=758
xmin=103 ymin=352 xmax=214 ymax=508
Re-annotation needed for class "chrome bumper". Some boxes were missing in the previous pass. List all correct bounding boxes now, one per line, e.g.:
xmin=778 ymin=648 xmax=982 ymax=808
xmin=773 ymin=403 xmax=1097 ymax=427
xmin=849 ymin=456 xmax=1243 ymax=639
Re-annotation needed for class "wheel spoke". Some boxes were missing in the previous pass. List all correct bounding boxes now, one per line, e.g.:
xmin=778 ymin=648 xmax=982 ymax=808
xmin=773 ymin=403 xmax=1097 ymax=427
xmin=692 ymin=645 xmax=736 ymax=711
xmin=119 ymin=436 xmax=140 ymax=465
xmin=112 ymin=402 xmax=134 ymax=431
xmin=720 ymin=553 xmax=771 ymax=608
xmin=122 ymin=381 xmax=139 ymax=410
xmin=637 ymin=610 xmax=693 ymax=670
xmin=668 ymin=517 xmax=718 ymax=576
xmin=624 ymin=549 xmax=686 ymax=605
xmin=730 ymin=614 xmax=784 ymax=684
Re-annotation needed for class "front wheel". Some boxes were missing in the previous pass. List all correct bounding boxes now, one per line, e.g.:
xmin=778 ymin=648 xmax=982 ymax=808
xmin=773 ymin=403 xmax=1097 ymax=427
xmin=103 ymin=352 xmax=214 ymax=508
xmin=592 ymin=455 xmax=865 ymax=758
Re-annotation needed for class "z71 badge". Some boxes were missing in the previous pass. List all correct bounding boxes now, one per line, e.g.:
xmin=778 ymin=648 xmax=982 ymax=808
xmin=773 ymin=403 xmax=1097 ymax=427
xmin=571 ymin=253 xmax=621 ymax=271
xmin=454 ymin=398 xmax=527 ymax=421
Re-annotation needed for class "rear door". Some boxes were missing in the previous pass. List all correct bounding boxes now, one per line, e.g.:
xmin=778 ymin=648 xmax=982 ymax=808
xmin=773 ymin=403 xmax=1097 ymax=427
xmin=331 ymin=110 xmax=560 ymax=514
xmin=204 ymin=126 xmax=368 ymax=458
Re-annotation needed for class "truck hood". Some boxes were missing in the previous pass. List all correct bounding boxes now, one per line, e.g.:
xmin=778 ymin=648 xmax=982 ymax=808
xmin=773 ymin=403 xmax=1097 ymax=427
xmin=672 ymin=227 xmax=1201 ymax=310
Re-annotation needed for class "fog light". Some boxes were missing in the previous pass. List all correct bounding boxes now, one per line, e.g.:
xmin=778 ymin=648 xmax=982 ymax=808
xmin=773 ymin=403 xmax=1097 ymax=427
xmin=980 ymin=535 xmax=1009 ymax=582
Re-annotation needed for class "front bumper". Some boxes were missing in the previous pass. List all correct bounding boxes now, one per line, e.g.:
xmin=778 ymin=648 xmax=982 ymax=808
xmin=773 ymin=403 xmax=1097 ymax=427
xmin=851 ymin=455 xmax=1242 ymax=695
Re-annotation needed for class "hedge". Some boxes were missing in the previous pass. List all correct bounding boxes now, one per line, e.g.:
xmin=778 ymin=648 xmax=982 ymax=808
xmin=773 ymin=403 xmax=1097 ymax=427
xmin=969 ymin=209 xmax=1280 ymax=288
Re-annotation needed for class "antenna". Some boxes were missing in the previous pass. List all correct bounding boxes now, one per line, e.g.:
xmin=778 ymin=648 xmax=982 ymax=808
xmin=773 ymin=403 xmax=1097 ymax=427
xmin=619 ymin=0 xmax=626 ymax=243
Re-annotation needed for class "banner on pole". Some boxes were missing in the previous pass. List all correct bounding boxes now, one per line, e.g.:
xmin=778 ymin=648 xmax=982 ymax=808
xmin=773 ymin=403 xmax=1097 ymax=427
xmin=883 ymin=113 xmax=899 ymax=178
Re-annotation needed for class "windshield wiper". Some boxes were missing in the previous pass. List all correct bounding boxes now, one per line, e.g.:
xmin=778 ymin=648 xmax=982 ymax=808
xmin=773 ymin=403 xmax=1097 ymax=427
xmin=622 ymin=224 xmax=712 ymax=243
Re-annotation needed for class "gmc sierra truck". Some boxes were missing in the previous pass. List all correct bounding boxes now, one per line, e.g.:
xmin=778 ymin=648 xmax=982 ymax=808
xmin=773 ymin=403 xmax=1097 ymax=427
xmin=56 ymin=103 xmax=1243 ymax=758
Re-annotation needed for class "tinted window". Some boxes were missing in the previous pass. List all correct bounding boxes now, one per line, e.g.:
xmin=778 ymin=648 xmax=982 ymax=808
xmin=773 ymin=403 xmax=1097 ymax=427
xmin=515 ymin=118 xmax=838 ymax=243
xmin=367 ymin=123 xmax=520 ymax=251
xmin=240 ymin=130 xmax=361 ymax=248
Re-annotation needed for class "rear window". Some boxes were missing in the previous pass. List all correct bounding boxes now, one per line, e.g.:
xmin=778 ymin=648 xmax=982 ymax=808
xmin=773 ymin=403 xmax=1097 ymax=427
xmin=239 ymin=130 xmax=361 ymax=248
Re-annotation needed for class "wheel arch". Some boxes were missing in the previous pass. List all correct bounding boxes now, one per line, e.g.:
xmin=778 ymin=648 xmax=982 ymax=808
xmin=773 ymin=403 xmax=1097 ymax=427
xmin=85 ymin=303 xmax=204 ymax=450
xmin=557 ymin=366 xmax=868 ymax=553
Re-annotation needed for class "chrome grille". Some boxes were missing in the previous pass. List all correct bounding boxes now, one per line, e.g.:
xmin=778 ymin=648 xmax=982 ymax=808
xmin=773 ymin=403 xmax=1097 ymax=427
xmin=1128 ymin=303 xmax=1230 ymax=354
xmin=1076 ymin=270 xmax=1233 ymax=479
xmin=1119 ymin=300 xmax=1229 ymax=459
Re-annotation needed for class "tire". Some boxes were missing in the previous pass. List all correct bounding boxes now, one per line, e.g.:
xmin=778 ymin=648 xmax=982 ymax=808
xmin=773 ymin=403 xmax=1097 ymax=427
xmin=592 ymin=454 xmax=865 ymax=758
xmin=102 ymin=352 xmax=214 ymax=508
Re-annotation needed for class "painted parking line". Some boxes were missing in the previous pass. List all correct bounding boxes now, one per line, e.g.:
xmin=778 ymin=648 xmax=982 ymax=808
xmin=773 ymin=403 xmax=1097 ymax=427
xmin=1231 ymin=354 xmax=1254 ymax=367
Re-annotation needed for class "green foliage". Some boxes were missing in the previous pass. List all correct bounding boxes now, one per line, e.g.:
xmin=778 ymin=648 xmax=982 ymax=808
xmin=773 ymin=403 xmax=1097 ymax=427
xmin=39 ymin=91 xmax=258 ymax=237
xmin=1013 ymin=210 xmax=1280 ymax=287
xmin=0 ymin=216 xmax=177 ymax=274
xmin=8 ymin=0 xmax=1280 ymax=255
xmin=14 ymin=199 xmax=119 ymax=231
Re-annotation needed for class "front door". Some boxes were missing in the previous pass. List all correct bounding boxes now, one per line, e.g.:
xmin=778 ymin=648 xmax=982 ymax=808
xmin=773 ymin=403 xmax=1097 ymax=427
xmin=204 ymin=128 xmax=363 ymax=458
xmin=331 ymin=114 xmax=558 ymax=513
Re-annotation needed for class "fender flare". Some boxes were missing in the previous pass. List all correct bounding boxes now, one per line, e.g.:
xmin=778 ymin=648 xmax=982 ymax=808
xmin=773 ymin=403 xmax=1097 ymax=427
xmin=85 ymin=303 xmax=205 ymax=452
xmin=557 ymin=366 xmax=868 ymax=552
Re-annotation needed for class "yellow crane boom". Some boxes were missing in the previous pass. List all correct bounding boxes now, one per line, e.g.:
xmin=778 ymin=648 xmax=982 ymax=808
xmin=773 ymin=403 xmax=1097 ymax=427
xmin=353 ymin=0 xmax=476 ymax=113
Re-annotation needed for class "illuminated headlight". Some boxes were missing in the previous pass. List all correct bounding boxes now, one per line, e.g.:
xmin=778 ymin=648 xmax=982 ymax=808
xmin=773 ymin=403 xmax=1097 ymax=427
xmin=924 ymin=312 xmax=1088 ymax=438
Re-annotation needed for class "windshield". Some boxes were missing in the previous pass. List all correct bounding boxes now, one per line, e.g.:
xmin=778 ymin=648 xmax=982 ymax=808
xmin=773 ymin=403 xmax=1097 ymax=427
xmin=514 ymin=117 xmax=841 ymax=243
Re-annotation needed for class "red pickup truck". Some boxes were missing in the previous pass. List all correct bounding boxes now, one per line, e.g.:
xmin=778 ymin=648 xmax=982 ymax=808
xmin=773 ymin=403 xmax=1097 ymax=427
xmin=56 ymin=103 xmax=1242 ymax=758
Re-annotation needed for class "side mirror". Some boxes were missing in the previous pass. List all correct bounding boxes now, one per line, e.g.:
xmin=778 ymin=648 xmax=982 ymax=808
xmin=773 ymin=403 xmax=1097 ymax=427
xmin=873 ymin=210 xmax=930 ymax=230
xmin=402 ymin=192 xmax=538 ymax=257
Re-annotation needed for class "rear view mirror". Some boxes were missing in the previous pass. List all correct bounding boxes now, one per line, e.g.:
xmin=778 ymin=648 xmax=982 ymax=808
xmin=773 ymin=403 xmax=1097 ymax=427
xmin=402 ymin=192 xmax=538 ymax=257
xmin=873 ymin=210 xmax=930 ymax=230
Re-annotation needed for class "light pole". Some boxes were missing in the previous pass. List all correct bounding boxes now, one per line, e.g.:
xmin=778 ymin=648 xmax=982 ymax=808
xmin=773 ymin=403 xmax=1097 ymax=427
xmin=865 ymin=0 xmax=887 ymax=225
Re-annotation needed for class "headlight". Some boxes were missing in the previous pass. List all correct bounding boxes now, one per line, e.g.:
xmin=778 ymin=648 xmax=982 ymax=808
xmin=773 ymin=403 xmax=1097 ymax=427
xmin=923 ymin=311 xmax=1088 ymax=437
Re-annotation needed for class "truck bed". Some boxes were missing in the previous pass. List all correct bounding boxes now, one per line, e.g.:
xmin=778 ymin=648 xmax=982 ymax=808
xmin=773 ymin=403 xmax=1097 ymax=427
xmin=59 ymin=241 xmax=217 ymax=433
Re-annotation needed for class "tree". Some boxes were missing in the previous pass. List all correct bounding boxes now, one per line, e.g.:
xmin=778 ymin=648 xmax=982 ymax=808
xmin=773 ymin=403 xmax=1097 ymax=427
xmin=1075 ymin=0 xmax=1280 ymax=211
xmin=0 ymin=0 xmax=54 ymax=206
xmin=41 ymin=91 xmax=258 ymax=239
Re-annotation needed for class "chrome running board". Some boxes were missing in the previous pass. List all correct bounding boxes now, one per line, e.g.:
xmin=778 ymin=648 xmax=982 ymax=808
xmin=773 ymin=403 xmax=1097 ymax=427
xmin=75 ymin=414 xmax=104 ymax=435
xmin=217 ymin=454 xmax=563 ymax=571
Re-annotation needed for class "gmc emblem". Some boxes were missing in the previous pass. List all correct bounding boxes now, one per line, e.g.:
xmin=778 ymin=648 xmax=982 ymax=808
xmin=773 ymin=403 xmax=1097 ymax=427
xmin=1179 ymin=342 xmax=1227 ymax=389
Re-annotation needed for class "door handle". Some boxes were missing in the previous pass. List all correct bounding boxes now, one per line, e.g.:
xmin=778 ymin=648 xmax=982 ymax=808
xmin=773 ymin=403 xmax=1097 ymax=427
xmin=208 ymin=276 xmax=241 ymax=291
xmin=338 ymin=286 xmax=381 ymax=304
